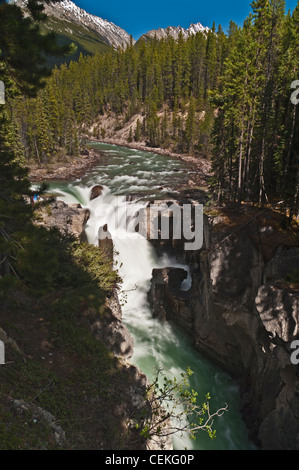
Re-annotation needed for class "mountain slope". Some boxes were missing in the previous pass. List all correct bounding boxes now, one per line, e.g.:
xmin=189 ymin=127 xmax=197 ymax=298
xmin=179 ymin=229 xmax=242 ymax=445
xmin=41 ymin=15 xmax=112 ymax=67
xmin=15 ymin=0 xmax=133 ymax=66
xmin=42 ymin=0 xmax=133 ymax=49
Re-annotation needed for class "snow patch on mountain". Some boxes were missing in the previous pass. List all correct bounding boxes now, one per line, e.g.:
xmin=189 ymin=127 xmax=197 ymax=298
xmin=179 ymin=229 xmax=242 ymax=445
xmin=142 ymin=22 xmax=210 ymax=41
xmin=47 ymin=0 xmax=133 ymax=48
xmin=15 ymin=0 xmax=133 ymax=48
xmin=15 ymin=0 xmax=209 ymax=47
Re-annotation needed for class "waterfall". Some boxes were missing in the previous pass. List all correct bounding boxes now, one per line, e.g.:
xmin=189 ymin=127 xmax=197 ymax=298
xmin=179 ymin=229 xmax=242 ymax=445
xmin=35 ymin=142 xmax=255 ymax=449
xmin=46 ymin=179 xmax=254 ymax=451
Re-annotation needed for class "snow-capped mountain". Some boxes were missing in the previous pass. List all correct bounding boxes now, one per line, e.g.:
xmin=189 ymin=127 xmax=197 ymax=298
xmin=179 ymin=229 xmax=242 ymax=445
xmin=139 ymin=23 xmax=210 ymax=42
xmin=15 ymin=0 xmax=209 ymax=58
xmin=45 ymin=0 xmax=133 ymax=48
xmin=16 ymin=0 xmax=133 ymax=48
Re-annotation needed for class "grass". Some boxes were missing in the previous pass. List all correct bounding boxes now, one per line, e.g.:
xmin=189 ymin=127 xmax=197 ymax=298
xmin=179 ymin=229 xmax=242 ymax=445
xmin=0 ymin=286 xmax=142 ymax=449
xmin=0 ymin=401 xmax=60 ymax=450
xmin=0 ymin=227 xmax=146 ymax=450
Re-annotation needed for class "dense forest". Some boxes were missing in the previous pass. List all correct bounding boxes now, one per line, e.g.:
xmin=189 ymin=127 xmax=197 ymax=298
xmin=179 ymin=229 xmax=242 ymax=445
xmin=0 ymin=0 xmax=141 ymax=449
xmin=0 ymin=0 xmax=299 ymax=452
xmin=11 ymin=0 xmax=299 ymax=215
xmin=0 ymin=2 xmax=235 ymax=450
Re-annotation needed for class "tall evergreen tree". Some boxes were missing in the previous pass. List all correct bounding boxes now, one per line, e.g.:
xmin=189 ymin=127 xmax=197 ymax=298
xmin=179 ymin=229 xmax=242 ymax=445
xmin=0 ymin=0 xmax=71 ymax=277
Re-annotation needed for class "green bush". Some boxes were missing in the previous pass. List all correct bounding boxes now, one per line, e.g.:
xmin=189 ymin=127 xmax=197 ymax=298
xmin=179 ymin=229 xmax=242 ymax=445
xmin=17 ymin=225 xmax=120 ymax=297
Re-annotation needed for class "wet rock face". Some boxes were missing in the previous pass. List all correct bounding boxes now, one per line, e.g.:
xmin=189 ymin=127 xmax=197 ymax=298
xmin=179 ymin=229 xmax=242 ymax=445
xmin=148 ymin=267 xmax=192 ymax=328
xmin=210 ymin=233 xmax=262 ymax=300
xmin=148 ymin=214 xmax=299 ymax=450
xmin=203 ymin=237 xmax=299 ymax=450
xmin=256 ymin=285 xmax=299 ymax=342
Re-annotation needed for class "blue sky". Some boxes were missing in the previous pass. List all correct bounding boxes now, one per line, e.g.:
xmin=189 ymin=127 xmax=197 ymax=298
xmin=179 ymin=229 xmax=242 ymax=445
xmin=76 ymin=0 xmax=298 ymax=39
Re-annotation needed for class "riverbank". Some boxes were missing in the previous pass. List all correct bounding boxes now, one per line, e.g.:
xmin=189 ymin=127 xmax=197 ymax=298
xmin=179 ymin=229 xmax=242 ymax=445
xmin=0 ymin=197 xmax=167 ymax=450
xmin=29 ymin=148 xmax=103 ymax=182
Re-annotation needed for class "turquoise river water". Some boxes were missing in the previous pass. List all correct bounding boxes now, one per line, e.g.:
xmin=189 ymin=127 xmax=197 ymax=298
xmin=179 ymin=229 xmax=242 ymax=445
xmin=38 ymin=142 xmax=256 ymax=451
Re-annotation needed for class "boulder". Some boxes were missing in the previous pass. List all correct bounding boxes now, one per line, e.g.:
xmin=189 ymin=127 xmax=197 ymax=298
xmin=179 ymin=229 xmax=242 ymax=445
xmin=148 ymin=267 xmax=192 ymax=327
xmin=90 ymin=185 xmax=103 ymax=201
xmin=98 ymin=224 xmax=113 ymax=262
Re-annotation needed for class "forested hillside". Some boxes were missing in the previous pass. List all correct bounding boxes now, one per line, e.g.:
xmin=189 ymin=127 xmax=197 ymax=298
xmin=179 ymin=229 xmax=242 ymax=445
xmin=12 ymin=0 xmax=299 ymax=213
xmin=1 ymin=0 xmax=299 ymax=451
xmin=0 ymin=1 xmax=147 ymax=450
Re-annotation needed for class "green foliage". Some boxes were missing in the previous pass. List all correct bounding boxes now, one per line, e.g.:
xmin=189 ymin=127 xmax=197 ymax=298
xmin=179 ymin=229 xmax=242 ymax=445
xmin=0 ymin=0 xmax=75 ymax=280
xmin=72 ymin=242 xmax=120 ymax=292
xmin=0 ymin=112 xmax=33 ymax=279
xmin=0 ymin=0 xmax=72 ymax=97
xmin=15 ymin=224 xmax=119 ymax=297
xmin=211 ymin=0 xmax=299 ymax=214
xmin=12 ymin=25 xmax=227 ymax=161
xmin=135 ymin=368 xmax=228 ymax=448
xmin=17 ymin=226 xmax=64 ymax=295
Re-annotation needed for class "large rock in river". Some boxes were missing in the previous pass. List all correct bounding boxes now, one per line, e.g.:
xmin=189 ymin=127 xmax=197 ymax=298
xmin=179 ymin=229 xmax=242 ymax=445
xmin=90 ymin=185 xmax=103 ymax=201
xmin=148 ymin=267 xmax=192 ymax=327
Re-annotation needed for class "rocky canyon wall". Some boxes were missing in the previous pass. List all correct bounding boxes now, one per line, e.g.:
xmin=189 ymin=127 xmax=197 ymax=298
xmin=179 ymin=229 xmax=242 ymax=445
xmin=148 ymin=206 xmax=299 ymax=449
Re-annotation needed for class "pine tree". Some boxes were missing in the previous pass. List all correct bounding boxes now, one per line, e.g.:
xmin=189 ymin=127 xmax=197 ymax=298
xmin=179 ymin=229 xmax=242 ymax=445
xmin=135 ymin=118 xmax=141 ymax=142
xmin=185 ymin=96 xmax=197 ymax=153
xmin=0 ymin=0 xmax=71 ymax=278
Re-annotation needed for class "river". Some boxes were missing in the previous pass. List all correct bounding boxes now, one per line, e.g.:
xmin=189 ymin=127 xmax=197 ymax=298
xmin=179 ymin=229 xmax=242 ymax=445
xmin=39 ymin=142 xmax=256 ymax=451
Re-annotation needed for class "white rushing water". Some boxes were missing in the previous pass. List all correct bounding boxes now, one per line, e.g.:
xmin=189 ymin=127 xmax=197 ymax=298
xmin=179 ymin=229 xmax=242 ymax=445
xmin=44 ymin=179 xmax=255 ymax=451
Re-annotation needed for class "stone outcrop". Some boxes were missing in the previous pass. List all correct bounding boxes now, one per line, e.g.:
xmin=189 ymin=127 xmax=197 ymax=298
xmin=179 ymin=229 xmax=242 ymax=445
xmin=148 ymin=268 xmax=191 ymax=326
xmin=11 ymin=398 xmax=66 ymax=447
xmin=98 ymin=224 xmax=114 ymax=262
xmin=256 ymin=285 xmax=299 ymax=342
xmin=91 ymin=290 xmax=134 ymax=360
xmin=148 ymin=208 xmax=299 ymax=449
xmin=36 ymin=200 xmax=90 ymax=239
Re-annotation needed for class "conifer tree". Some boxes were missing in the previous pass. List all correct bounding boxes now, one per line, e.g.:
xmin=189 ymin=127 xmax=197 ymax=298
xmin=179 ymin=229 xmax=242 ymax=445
xmin=185 ymin=96 xmax=197 ymax=153
xmin=0 ymin=0 xmax=71 ymax=277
